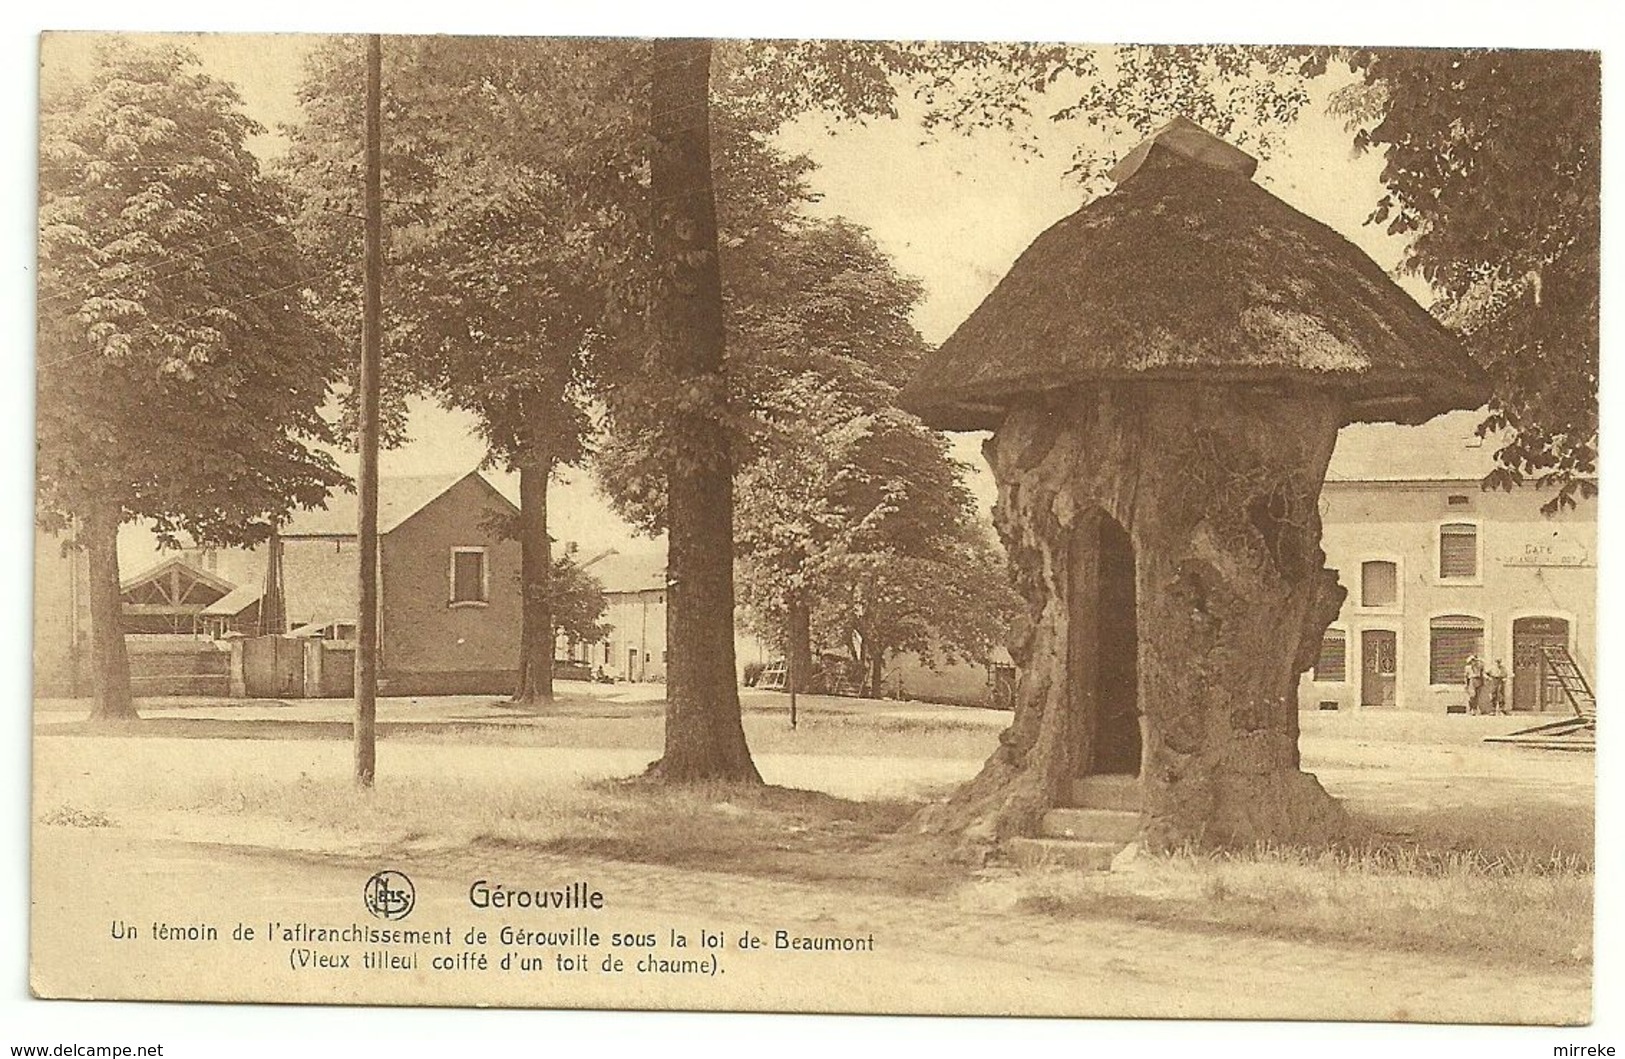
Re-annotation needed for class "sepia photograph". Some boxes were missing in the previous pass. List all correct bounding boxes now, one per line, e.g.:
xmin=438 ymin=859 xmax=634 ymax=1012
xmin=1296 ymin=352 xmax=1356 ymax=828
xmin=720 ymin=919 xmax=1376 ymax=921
xmin=13 ymin=3 xmax=1614 ymax=1053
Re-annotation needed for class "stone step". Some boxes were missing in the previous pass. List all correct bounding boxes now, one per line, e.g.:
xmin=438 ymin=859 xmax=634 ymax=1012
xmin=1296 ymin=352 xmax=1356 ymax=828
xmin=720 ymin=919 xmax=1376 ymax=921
xmin=1003 ymin=837 xmax=1121 ymax=872
xmin=1040 ymin=807 xmax=1141 ymax=843
xmin=1067 ymin=774 xmax=1141 ymax=811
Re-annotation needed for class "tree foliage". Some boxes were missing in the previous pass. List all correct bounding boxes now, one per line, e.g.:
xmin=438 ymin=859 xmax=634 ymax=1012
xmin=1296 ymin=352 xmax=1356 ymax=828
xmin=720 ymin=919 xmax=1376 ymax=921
xmin=282 ymin=36 xmax=646 ymax=464
xmin=812 ymin=526 xmax=1019 ymax=695
xmin=38 ymin=40 xmax=344 ymax=545
xmin=1338 ymin=48 xmax=1599 ymax=510
xmin=550 ymin=549 xmax=610 ymax=645
xmin=603 ymin=211 xmax=1022 ymax=692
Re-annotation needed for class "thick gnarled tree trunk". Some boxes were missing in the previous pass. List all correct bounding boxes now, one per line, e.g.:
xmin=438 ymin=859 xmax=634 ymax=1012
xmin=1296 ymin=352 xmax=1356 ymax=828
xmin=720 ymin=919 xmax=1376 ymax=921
xmin=920 ymin=383 xmax=1347 ymax=851
xmin=83 ymin=505 xmax=135 ymax=722
xmin=513 ymin=451 xmax=555 ymax=705
xmin=644 ymin=38 xmax=760 ymax=784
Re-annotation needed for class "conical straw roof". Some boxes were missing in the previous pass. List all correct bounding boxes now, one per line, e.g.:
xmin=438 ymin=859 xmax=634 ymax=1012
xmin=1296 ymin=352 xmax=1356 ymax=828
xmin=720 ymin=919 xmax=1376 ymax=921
xmin=899 ymin=118 xmax=1488 ymax=431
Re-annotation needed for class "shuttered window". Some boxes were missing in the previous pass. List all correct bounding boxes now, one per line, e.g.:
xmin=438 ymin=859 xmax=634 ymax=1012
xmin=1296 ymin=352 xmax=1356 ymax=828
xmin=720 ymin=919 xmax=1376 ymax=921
xmin=1438 ymin=523 xmax=1478 ymax=579
xmin=1430 ymin=614 xmax=1484 ymax=684
xmin=1361 ymin=561 xmax=1398 ymax=607
xmin=1314 ymin=629 xmax=1347 ymax=682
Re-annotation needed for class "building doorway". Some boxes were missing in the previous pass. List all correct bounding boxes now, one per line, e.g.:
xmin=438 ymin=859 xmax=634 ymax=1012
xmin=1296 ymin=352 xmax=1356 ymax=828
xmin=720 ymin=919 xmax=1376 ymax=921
xmin=1069 ymin=512 xmax=1140 ymax=776
xmin=1512 ymin=616 xmax=1570 ymax=712
xmin=1360 ymin=629 xmax=1397 ymax=707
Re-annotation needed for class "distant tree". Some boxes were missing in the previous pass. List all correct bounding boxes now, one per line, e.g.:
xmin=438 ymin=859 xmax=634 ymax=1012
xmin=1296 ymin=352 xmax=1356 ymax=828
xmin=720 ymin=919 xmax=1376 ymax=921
xmin=550 ymin=549 xmax=610 ymax=649
xmin=37 ymin=41 xmax=343 ymax=721
xmin=740 ymin=399 xmax=1021 ymax=699
xmin=720 ymin=217 xmax=1021 ymax=693
xmin=815 ymin=523 xmax=1019 ymax=698
xmin=283 ymin=36 xmax=645 ymax=703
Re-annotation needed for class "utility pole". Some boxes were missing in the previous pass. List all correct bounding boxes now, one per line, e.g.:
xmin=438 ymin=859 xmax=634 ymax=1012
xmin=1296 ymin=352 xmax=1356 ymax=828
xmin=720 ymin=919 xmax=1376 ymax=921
xmin=355 ymin=33 xmax=382 ymax=788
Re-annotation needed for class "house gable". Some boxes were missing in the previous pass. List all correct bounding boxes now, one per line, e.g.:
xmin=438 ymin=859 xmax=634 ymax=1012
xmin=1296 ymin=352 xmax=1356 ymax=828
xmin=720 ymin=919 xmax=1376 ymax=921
xmin=377 ymin=470 xmax=523 ymax=688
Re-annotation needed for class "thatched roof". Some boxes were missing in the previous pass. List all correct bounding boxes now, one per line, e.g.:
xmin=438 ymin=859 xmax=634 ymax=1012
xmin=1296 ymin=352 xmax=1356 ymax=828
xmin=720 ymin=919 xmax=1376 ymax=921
xmin=899 ymin=120 xmax=1489 ymax=431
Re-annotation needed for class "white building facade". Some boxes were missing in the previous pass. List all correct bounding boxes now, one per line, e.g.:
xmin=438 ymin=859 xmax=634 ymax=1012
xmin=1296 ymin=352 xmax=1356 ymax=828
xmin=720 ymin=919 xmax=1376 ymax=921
xmin=1297 ymin=413 xmax=1595 ymax=714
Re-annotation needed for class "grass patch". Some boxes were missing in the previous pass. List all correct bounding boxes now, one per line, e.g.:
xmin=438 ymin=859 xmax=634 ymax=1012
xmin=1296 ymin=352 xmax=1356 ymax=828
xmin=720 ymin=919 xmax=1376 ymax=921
xmin=1352 ymin=802 xmax=1593 ymax=867
xmin=534 ymin=779 xmax=956 ymax=895
xmin=1011 ymin=836 xmax=1592 ymax=969
xmin=37 ymin=700 xmax=1005 ymax=762
xmin=185 ymin=770 xmax=961 ymax=896
xmin=39 ymin=804 xmax=113 ymax=828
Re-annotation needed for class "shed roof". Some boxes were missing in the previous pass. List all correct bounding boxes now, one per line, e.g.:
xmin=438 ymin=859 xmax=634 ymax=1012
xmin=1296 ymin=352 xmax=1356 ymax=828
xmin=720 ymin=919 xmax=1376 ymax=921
xmin=119 ymin=555 xmax=235 ymax=598
xmin=899 ymin=119 xmax=1488 ymax=431
xmin=201 ymin=582 xmax=264 ymax=617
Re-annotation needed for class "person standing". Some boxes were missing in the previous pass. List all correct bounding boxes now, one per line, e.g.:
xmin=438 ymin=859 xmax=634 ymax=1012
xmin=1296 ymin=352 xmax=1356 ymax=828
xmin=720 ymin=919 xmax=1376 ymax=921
xmin=1464 ymin=654 xmax=1485 ymax=714
xmin=1486 ymin=658 xmax=1509 ymax=715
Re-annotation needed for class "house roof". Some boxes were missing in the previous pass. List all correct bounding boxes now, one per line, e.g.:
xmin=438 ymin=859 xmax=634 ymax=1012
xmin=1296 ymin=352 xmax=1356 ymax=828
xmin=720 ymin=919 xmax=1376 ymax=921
xmin=585 ymin=548 xmax=667 ymax=594
xmin=281 ymin=470 xmax=516 ymax=537
xmin=899 ymin=118 xmax=1488 ymax=431
xmin=1325 ymin=408 xmax=1501 ymax=483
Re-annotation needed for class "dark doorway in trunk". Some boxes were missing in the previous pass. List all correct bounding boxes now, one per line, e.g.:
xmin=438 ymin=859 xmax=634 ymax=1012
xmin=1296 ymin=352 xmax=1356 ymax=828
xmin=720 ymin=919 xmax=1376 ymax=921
xmin=1070 ymin=512 xmax=1141 ymax=777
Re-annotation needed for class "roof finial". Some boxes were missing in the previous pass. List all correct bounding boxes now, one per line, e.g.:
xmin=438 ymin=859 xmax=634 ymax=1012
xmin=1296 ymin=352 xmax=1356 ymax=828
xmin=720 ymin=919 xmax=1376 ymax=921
xmin=1108 ymin=116 xmax=1259 ymax=185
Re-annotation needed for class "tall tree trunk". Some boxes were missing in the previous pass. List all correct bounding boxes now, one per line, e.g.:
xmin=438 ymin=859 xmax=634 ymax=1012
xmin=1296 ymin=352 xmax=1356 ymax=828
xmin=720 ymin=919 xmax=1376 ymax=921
xmin=83 ymin=505 xmax=135 ymax=722
xmin=868 ymin=651 xmax=885 ymax=700
xmin=643 ymin=38 xmax=760 ymax=783
xmin=786 ymin=597 xmax=812 ymax=694
xmin=513 ymin=450 xmax=555 ymax=704
xmin=919 ymin=384 xmax=1347 ymax=852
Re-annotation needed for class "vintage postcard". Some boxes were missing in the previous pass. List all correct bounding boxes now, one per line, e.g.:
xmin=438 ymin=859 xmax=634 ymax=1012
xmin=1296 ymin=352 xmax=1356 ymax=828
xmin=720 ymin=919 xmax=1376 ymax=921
xmin=28 ymin=29 xmax=1599 ymax=1032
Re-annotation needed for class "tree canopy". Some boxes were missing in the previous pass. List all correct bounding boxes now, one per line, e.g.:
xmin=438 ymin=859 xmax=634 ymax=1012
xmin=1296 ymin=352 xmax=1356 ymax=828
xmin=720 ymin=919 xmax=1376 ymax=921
xmin=38 ymin=40 xmax=343 ymax=545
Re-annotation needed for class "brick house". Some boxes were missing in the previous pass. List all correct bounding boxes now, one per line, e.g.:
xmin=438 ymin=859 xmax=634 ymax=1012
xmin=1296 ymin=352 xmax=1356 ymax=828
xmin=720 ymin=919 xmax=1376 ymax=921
xmin=268 ymin=470 xmax=522 ymax=696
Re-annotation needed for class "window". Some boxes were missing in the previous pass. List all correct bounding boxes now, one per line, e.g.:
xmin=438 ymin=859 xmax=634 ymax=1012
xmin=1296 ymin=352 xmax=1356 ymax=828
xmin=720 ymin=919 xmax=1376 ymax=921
xmin=1438 ymin=523 xmax=1479 ymax=580
xmin=449 ymin=547 xmax=489 ymax=605
xmin=1447 ymin=494 xmax=1471 ymax=507
xmin=1313 ymin=629 xmax=1346 ymax=682
xmin=1430 ymin=614 xmax=1485 ymax=684
xmin=603 ymin=642 xmax=611 ymax=665
xmin=1360 ymin=561 xmax=1398 ymax=608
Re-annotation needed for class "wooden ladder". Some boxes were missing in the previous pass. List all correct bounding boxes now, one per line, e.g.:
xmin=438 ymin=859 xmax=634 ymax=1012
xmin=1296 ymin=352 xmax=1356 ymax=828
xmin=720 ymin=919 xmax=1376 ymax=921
xmin=1485 ymin=645 xmax=1595 ymax=746
xmin=1540 ymin=645 xmax=1596 ymax=721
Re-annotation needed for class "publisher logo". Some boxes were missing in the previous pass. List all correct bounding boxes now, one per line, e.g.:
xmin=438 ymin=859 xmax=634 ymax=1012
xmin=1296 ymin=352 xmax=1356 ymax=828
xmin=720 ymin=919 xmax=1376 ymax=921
xmin=363 ymin=870 xmax=415 ymax=920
